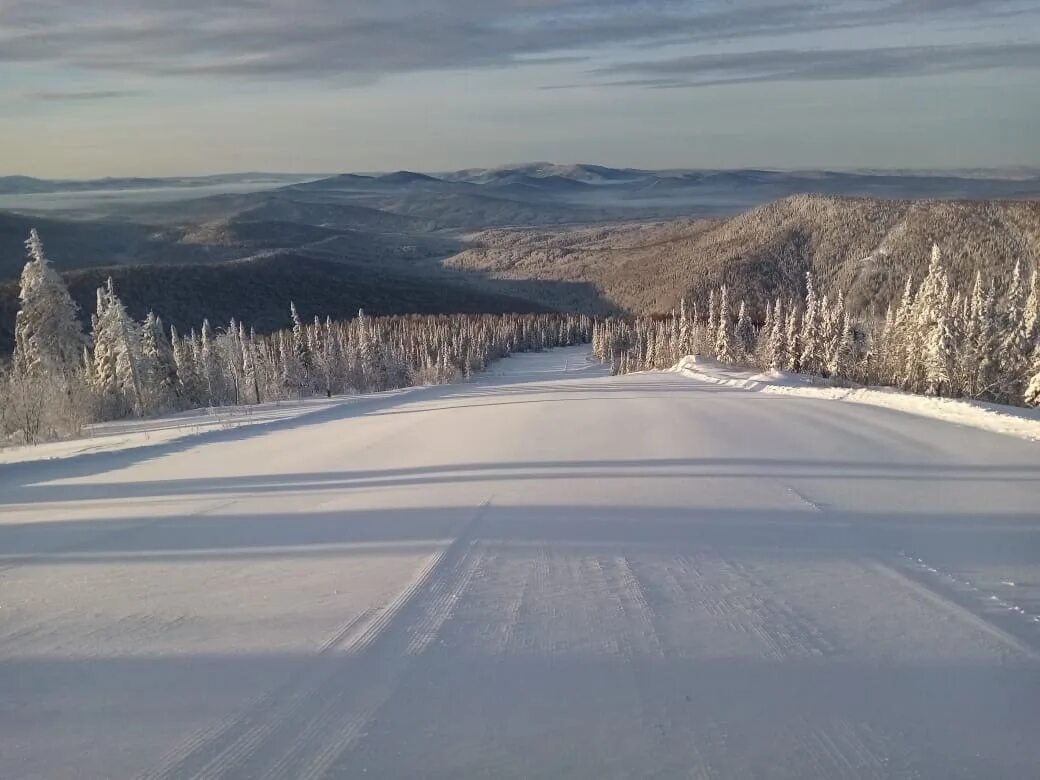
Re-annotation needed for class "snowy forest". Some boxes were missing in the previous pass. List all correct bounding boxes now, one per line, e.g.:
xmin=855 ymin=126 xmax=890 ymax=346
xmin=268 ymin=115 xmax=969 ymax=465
xmin=1 ymin=230 xmax=592 ymax=444
xmin=3 ymin=229 xmax=1040 ymax=446
xmin=593 ymin=244 xmax=1040 ymax=408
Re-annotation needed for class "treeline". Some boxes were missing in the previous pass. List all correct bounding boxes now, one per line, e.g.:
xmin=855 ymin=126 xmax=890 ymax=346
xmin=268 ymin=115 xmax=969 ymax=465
xmin=593 ymin=245 xmax=1040 ymax=407
xmin=1 ymin=230 xmax=591 ymax=444
xmin=0 ymin=250 xmax=552 ymax=355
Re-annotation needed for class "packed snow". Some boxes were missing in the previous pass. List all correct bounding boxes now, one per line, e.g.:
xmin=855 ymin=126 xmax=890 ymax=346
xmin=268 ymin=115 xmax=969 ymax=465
xmin=2 ymin=346 xmax=1039 ymax=779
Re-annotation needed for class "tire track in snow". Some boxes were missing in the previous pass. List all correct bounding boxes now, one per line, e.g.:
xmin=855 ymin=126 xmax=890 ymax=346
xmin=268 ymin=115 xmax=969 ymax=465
xmin=142 ymin=606 xmax=381 ymax=780
xmin=406 ymin=538 xmax=483 ymax=656
xmin=799 ymin=719 xmax=889 ymax=779
xmin=144 ymin=499 xmax=492 ymax=780
xmin=648 ymin=550 xmax=837 ymax=660
xmin=597 ymin=555 xmax=665 ymax=658
xmin=481 ymin=550 xmax=534 ymax=655
xmin=597 ymin=554 xmax=718 ymax=780
xmin=631 ymin=553 xmax=881 ymax=777
xmin=511 ymin=547 xmax=552 ymax=655
xmin=896 ymin=551 xmax=1040 ymax=629
xmin=868 ymin=557 xmax=1040 ymax=662
xmin=287 ymin=504 xmax=490 ymax=780
xmin=716 ymin=555 xmax=839 ymax=659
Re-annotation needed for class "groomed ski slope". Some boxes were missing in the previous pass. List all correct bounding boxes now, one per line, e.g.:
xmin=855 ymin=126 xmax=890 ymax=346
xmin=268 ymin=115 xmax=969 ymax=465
xmin=2 ymin=345 xmax=1039 ymax=779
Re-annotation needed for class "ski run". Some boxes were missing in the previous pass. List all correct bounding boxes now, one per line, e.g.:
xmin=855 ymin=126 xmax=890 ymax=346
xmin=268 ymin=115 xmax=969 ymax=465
xmin=2 ymin=345 xmax=1039 ymax=779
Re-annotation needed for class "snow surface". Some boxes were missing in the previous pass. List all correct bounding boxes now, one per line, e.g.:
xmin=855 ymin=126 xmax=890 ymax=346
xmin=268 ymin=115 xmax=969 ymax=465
xmin=672 ymin=355 xmax=1040 ymax=443
xmin=2 ymin=346 xmax=1039 ymax=779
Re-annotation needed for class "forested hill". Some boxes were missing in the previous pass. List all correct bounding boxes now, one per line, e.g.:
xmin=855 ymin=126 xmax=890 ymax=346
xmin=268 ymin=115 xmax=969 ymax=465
xmin=448 ymin=195 xmax=1040 ymax=316
xmin=0 ymin=253 xmax=551 ymax=353
xmin=5 ymin=194 xmax=1039 ymax=354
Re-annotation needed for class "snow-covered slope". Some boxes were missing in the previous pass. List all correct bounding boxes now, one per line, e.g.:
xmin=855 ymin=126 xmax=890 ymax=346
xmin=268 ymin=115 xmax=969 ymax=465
xmin=2 ymin=346 xmax=1039 ymax=778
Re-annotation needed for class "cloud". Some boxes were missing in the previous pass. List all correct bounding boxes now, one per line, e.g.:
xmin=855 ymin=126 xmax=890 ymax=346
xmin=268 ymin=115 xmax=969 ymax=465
xmin=580 ymin=41 xmax=1040 ymax=88
xmin=17 ymin=88 xmax=142 ymax=101
xmin=0 ymin=0 xmax=1034 ymax=83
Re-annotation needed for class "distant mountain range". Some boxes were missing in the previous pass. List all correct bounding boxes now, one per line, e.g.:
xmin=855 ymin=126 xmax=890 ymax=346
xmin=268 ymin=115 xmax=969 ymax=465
xmin=4 ymin=163 xmax=1039 ymax=221
xmin=0 ymin=172 xmax=318 ymax=195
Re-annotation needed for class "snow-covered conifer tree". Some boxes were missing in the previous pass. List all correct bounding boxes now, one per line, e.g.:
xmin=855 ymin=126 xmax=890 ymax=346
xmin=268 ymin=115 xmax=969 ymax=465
xmin=90 ymin=280 xmax=145 ymax=416
xmin=783 ymin=306 xmax=800 ymax=372
xmin=13 ymin=229 xmax=84 ymax=379
xmin=827 ymin=311 xmax=855 ymax=382
xmin=733 ymin=300 xmax=756 ymax=362
xmin=799 ymin=273 xmax=823 ymax=376
xmin=706 ymin=289 xmax=717 ymax=353
xmin=1025 ymin=343 xmax=1040 ymax=406
xmin=678 ymin=299 xmax=693 ymax=357
xmin=140 ymin=311 xmax=179 ymax=411
xmin=714 ymin=285 xmax=735 ymax=363
xmin=767 ymin=298 xmax=786 ymax=371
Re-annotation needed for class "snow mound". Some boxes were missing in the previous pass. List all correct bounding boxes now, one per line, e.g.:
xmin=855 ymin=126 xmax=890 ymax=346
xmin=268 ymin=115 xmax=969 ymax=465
xmin=671 ymin=356 xmax=1040 ymax=443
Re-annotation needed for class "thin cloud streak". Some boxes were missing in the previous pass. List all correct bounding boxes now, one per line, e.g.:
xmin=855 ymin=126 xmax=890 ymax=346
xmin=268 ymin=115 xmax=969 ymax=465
xmin=17 ymin=89 xmax=143 ymax=101
xmin=573 ymin=41 xmax=1040 ymax=89
xmin=0 ymin=1 xmax=1034 ymax=82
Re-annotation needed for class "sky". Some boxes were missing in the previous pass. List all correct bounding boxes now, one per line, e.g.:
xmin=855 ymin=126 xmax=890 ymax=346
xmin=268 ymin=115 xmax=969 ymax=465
xmin=1 ymin=0 xmax=1038 ymax=178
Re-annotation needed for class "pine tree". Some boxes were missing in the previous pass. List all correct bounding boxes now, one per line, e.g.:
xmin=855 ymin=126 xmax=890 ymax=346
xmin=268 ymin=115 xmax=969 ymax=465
xmin=827 ymin=311 xmax=855 ymax=382
xmin=976 ymin=281 xmax=1001 ymax=400
xmin=733 ymin=301 xmax=756 ymax=361
xmin=706 ymin=289 xmax=717 ymax=352
xmin=767 ymin=298 xmax=786 ymax=371
xmin=1025 ymin=342 xmax=1040 ymax=406
xmin=644 ymin=324 xmax=656 ymax=370
xmin=756 ymin=300 xmax=774 ymax=367
xmin=668 ymin=312 xmax=680 ymax=365
xmin=903 ymin=245 xmax=949 ymax=393
xmin=799 ymin=273 xmax=823 ymax=376
xmin=199 ymin=319 xmax=223 ymax=404
xmin=289 ymin=302 xmax=313 ymax=392
xmin=140 ymin=311 xmax=179 ymax=411
xmin=13 ymin=229 xmax=84 ymax=379
xmin=1000 ymin=264 xmax=1035 ymax=403
xmin=91 ymin=279 xmax=145 ymax=416
xmin=784 ymin=306 xmax=800 ymax=372
xmin=823 ymin=292 xmax=846 ymax=374
xmin=90 ymin=286 xmax=119 ymax=410
xmin=678 ymin=299 xmax=693 ymax=356
xmin=890 ymin=275 xmax=916 ymax=387
xmin=925 ymin=307 xmax=956 ymax=397
xmin=240 ymin=322 xmax=260 ymax=404
xmin=1024 ymin=269 xmax=1039 ymax=346
xmin=714 ymin=285 xmax=735 ymax=363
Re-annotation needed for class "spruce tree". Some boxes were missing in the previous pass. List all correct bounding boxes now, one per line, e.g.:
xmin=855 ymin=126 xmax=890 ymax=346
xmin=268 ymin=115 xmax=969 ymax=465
xmin=734 ymin=300 xmax=756 ymax=361
xmin=784 ymin=307 xmax=800 ymax=372
xmin=767 ymin=298 xmax=786 ymax=371
xmin=13 ymin=229 xmax=84 ymax=379
xmin=799 ymin=274 xmax=823 ymax=376
xmin=714 ymin=285 xmax=735 ymax=363
xmin=678 ymin=299 xmax=693 ymax=356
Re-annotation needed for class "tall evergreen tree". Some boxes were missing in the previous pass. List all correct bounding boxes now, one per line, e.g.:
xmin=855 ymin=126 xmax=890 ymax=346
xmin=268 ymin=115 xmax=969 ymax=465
xmin=799 ymin=273 xmax=823 ymax=375
xmin=767 ymin=298 xmax=787 ymax=371
xmin=677 ymin=299 xmax=693 ymax=356
xmin=140 ymin=311 xmax=179 ymax=411
xmin=714 ymin=285 xmax=735 ymax=363
xmin=13 ymin=229 xmax=84 ymax=379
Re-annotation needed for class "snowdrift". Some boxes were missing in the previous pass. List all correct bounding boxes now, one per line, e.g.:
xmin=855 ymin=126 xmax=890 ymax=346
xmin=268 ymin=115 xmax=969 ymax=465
xmin=670 ymin=356 xmax=1040 ymax=443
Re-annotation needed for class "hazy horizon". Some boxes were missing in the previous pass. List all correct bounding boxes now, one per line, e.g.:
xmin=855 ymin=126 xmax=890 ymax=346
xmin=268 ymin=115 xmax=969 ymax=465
xmin=5 ymin=161 xmax=1040 ymax=184
xmin=2 ymin=1 xmax=1039 ymax=178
